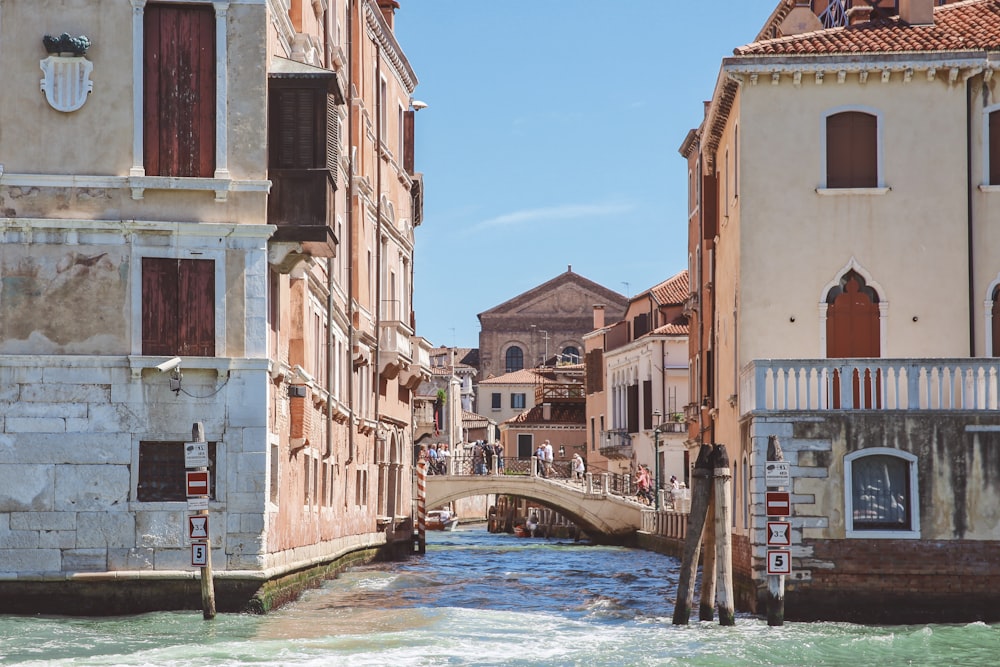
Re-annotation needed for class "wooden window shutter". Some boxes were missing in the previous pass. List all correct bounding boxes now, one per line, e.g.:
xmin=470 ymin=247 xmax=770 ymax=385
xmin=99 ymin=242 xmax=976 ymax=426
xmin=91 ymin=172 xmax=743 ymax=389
xmin=142 ymin=258 xmax=178 ymax=356
xmin=142 ymin=258 xmax=214 ymax=357
xmin=827 ymin=111 xmax=877 ymax=188
xmin=990 ymin=111 xmax=1000 ymax=185
xmin=627 ymin=384 xmax=639 ymax=434
xmin=327 ymin=95 xmax=340 ymax=181
xmin=642 ymin=380 xmax=653 ymax=431
xmin=144 ymin=4 xmax=216 ymax=178
xmin=403 ymin=109 xmax=414 ymax=173
xmin=178 ymin=259 xmax=215 ymax=356
xmin=272 ymin=88 xmax=318 ymax=169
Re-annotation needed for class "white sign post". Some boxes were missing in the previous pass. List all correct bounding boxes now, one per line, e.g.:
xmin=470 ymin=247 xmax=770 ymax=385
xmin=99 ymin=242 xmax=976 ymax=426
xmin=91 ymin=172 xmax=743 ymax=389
xmin=765 ymin=461 xmax=790 ymax=488
xmin=185 ymin=442 xmax=209 ymax=468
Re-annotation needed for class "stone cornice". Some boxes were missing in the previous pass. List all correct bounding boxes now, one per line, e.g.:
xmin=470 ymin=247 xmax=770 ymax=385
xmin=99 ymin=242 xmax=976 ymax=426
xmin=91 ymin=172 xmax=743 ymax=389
xmin=363 ymin=0 xmax=417 ymax=93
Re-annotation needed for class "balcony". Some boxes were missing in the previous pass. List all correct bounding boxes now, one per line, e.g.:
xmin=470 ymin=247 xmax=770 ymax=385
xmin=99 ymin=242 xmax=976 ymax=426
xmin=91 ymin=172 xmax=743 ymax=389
xmin=267 ymin=168 xmax=336 ymax=258
xmin=378 ymin=300 xmax=412 ymax=381
xmin=599 ymin=429 xmax=633 ymax=459
xmin=741 ymin=358 xmax=1000 ymax=416
xmin=535 ymin=382 xmax=585 ymax=403
xmin=399 ymin=337 xmax=432 ymax=390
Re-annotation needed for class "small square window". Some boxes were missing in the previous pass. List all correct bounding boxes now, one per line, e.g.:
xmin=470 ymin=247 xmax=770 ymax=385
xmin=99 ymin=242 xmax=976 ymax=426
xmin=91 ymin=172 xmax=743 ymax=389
xmin=137 ymin=441 xmax=217 ymax=502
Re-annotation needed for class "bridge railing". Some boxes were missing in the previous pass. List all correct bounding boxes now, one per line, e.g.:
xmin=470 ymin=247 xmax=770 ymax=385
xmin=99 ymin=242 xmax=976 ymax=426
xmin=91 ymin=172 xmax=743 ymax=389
xmin=641 ymin=509 xmax=689 ymax=541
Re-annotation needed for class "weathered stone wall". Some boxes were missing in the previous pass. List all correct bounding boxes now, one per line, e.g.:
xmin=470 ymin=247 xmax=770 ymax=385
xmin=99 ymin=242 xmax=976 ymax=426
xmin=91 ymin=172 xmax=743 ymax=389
xmin=749 ymin=411 xmax=1000 ymax=622
xmin=0 ymin=356 xmax=270 ymax=575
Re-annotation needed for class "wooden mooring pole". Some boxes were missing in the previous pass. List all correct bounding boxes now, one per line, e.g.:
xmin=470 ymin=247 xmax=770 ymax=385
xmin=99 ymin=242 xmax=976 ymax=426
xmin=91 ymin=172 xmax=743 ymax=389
xmin=416 ymin=460 xmax=427 ymax=554
xmin=191 ymin=422 xmax=216 ymax=620
xmin=672 ymin=444 xmax=713 ymax=625
xmin=766 ymin=435 xmax=786 ymax=627
xmin=712 ymin=444 xmax=735 ymax=626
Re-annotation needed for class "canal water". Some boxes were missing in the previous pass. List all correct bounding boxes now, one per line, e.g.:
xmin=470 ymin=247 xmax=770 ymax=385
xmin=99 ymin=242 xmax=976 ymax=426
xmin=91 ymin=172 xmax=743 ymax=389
xmin=1 ymin=526 xmax=997 ymax=666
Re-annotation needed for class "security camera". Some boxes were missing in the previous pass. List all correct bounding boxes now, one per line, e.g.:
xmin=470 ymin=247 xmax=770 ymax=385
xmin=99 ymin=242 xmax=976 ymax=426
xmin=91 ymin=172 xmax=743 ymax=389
xmin=155 ymin=357 xmax=182 ymax=373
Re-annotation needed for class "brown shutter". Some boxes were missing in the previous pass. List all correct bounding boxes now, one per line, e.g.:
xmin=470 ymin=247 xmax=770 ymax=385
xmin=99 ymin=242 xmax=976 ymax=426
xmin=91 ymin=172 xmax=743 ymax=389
xmin=178 ymin=259 xmax=215 ymax=356
xmin=827 ymin=111 xmax=877 ymax=188
xmin=327 ymin=94 xmax=340 ymax=180
xmin=142 ymin=258 xmax=178 ymax=355
xmin=826 ymin=113 xmax=852 ymax=188
xmin=627 ymin=384 xmax=639 ymax=434
xmin=642 ymin=380 xmax=653 ymax=430
xmin=404 ymin=109 xmax=415 ymax=173
xmin=144 ymin=4 xmax=215 ymax=178
xmin=990 ymin=111 xmax=1000 ymax=185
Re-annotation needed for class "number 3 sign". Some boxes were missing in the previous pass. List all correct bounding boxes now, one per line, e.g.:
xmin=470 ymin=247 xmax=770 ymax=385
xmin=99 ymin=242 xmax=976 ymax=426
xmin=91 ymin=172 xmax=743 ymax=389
xmin=767 ymin=549 xmax=792 ymax=575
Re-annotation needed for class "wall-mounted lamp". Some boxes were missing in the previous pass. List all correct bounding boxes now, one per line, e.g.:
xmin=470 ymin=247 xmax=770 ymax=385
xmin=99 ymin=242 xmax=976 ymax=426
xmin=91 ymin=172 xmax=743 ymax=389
xmin=410 ymin=99 xmax=428 ymax=111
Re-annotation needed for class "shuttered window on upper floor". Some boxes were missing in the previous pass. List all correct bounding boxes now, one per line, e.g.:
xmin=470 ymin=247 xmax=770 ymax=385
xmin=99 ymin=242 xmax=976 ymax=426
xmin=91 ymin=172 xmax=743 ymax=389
xmin=989 ymin=110 xmax=1000 ymax=185
xmin=142 ymin=258 xmax=215 ymax=357
xmin=269 ymin=77 xmax=341 ymax=180
xmin=826 ymin=111 xmax=878 ymax=188
xmin=144 ymin=3 xmax=216 ymax=178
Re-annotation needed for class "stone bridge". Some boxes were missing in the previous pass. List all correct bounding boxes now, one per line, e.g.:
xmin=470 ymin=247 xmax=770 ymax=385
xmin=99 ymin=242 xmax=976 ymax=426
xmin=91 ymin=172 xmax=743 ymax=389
xmin=424 ymin=473 xmax=645 ymax=543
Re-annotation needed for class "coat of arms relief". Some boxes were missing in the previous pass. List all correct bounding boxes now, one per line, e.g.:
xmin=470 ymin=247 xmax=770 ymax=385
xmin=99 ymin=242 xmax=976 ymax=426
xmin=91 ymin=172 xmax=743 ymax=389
xmin=39 ymin=33 xmax=93 ymax=113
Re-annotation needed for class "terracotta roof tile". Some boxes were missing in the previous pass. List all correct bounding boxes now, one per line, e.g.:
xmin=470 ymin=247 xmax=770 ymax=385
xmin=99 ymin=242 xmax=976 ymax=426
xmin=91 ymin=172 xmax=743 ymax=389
xmin=652 ymin=323 xmax=690 ymax=336
xmin=649 ymin=270 xmax=689 ymax=306
xmin=736 ymin=1 xmax=1000 ymax=57
xmin=478 ymin=368 xmax=549 ymax=385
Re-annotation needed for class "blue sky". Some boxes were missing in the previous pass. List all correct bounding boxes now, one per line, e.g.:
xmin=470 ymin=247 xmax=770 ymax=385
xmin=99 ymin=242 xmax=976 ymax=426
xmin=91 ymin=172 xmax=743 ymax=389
xmin=395 ymin=1 xmax=779 ymax=349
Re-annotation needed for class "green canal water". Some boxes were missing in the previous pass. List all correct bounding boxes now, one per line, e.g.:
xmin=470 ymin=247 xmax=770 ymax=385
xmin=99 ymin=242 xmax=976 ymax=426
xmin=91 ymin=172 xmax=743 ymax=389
xmin=1 ymin=527 xmax=996 ymax=666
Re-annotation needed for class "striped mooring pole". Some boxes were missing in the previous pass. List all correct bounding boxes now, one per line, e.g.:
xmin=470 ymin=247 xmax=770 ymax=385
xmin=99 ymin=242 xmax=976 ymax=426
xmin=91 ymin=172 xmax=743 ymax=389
xmin=416 ymin=460 xmax=427 ymax=554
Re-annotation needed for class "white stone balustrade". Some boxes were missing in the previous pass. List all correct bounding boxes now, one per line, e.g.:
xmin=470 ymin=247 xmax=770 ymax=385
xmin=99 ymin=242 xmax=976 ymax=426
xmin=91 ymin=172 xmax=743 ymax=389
xmin=741 ymin=358 xmax=1000 ymax=414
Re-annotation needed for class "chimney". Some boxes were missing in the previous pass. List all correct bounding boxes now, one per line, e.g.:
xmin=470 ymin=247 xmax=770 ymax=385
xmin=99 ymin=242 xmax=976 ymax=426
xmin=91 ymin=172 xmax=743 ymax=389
xmin=898 ymin=0 xmax=934 ymax=26
xmin=593 ymin=304 xmax=605 ymax=329
xmin=377 ymin=0 xmax=399 ymax=30
xmin=847 ymin=6 xmax=872 ymax=25
xmin=542 ymin=403 xmax=552 ymax=421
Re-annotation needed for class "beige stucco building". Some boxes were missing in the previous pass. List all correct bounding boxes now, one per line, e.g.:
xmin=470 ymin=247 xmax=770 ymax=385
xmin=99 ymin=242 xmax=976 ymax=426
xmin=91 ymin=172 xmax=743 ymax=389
xmin=0 ymin=0 xmax=429 ymax=614
xmin=583 ymin=272 xmax=689 ymax=488
xmin=683 ymin=0 xmax=1000 ymax=622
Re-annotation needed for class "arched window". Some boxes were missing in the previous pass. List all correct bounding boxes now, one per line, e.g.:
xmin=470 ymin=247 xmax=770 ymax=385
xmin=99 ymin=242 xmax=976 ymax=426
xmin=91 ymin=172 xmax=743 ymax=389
xmin=845 ymin=448 xmax=919 ymax=538
xmin=561 ymin=346 xmax=580 ymax=363
xmin=825 ymin=110 xmax=878 ymax=188
xmin=505 ymin=346 xmax=524 ymax=373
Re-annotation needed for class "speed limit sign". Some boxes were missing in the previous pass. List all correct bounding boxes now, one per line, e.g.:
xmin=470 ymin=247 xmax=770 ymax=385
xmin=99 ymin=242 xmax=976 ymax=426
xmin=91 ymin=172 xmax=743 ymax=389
xmin=767 ymin=549 xmax=792 ymax=575
xmin=191 ymin=542 xmax=208 ymax=567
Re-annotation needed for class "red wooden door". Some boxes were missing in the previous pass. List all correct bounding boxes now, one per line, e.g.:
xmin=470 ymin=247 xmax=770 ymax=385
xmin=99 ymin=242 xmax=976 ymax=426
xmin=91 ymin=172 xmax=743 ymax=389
xmin=827 ymin=275 xmax=880 ymax=408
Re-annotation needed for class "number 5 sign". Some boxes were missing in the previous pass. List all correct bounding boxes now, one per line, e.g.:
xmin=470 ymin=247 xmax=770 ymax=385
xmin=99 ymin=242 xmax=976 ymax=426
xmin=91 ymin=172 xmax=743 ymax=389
xmin=767 ymin=549 xmax=792 ymax=575
xmin=191 ymin=542 xmax=208 ymax=567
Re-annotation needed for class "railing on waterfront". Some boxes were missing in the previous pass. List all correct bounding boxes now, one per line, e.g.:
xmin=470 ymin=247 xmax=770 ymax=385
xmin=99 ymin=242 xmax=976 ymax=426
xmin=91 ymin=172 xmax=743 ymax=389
xmin=640 ymin=509 xmax=688 ymax=541
xmin=741 ymin=358 xmax=1000 ymax=415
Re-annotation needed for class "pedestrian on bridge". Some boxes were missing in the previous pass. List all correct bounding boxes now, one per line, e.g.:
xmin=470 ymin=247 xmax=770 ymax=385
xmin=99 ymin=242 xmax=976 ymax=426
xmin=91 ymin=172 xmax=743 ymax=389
xmin=572 ymin=453 xmax=585 ymax=481
xmin=543 ymin=440 xmax=554 ymax=478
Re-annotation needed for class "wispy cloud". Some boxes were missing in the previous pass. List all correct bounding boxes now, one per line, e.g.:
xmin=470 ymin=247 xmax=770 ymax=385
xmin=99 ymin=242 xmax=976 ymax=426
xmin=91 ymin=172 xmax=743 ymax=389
xmin=470 ymin=201 xmax=635 ymax=232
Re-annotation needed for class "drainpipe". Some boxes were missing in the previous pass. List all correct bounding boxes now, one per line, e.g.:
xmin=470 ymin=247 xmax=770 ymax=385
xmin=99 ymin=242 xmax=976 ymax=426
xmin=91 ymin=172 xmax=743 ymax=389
xmin=345 ymin=0 xmax=355 ymax=466
xmin=967 ymin=73 xmax=976 ymax=357
xmin=374 ymin=29 xmax=383 ymax=439
xmin=324 ymin=2 xmax=335 ymax=460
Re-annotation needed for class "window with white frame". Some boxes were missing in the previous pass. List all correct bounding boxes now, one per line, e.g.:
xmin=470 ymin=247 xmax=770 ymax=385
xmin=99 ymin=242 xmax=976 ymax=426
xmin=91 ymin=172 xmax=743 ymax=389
xmin=845 ymin=448 xmax=919 ymax=538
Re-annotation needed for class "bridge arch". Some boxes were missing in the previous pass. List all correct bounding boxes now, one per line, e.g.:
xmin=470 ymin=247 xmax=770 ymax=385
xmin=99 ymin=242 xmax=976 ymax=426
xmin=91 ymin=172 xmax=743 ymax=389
xmin=425 ymin=476 xmax=641 ymax=544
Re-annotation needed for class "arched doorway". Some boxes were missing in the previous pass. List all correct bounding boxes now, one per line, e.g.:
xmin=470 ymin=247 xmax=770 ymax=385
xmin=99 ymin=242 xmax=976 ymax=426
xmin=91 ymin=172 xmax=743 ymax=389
xmin=826 ymin=270 xmax=880 ymax=408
